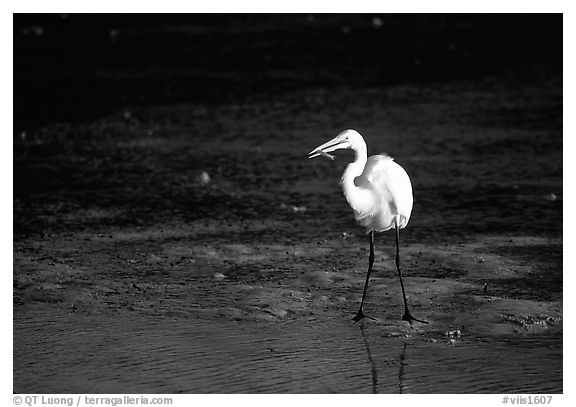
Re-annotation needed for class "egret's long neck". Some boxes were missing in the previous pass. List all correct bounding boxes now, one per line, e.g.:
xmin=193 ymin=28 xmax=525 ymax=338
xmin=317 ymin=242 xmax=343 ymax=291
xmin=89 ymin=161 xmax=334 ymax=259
xmin=340 ymin=144 xmax=373 ymax=214
xmin=344 ymin=144 xmax=367 ymax=179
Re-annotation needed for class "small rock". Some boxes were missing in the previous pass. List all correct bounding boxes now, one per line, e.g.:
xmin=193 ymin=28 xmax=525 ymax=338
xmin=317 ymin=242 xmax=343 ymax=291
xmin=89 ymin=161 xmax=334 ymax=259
xmin=213 ymin=272 xmax=226 ymax=280
xmin=199 ymin=171 xmax=211 ymax=186
xmin=291 ymin=205 xmax=307 ymax=213
xmin=22 ymin=25 xmax=44 ymax=36
xmin=544 ymin=193 xmax=557 ymax=201
xmin=109 ymin=29 xmax=121 ymax=43
xmin=445 ymin=329 xmax=461 ymax=338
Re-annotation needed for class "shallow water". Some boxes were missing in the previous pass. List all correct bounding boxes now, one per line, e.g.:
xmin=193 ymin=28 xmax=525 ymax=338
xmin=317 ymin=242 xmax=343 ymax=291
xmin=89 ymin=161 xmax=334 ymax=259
xmin=14 ymin=312 xmax=561 ymax=393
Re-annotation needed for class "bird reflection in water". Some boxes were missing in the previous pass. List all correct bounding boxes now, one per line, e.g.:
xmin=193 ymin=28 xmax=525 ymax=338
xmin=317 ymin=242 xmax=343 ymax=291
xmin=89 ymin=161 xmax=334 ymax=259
xmin=359 ymin=324 xmax=409 ymax=394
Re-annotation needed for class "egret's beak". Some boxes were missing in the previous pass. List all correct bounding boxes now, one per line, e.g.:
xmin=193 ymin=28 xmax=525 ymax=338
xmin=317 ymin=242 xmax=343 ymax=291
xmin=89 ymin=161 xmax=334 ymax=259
xmin=308 ymin=137 xmax=348 ymax=160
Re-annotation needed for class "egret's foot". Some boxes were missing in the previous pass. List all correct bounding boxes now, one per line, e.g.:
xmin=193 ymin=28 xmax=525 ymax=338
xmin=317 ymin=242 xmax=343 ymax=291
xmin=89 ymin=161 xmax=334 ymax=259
xmin=352 ymin=309 xmax=376 ymax=322
xmin=352 ymin=309 xmax=365 ymax=322
xmin=402 ymin=311 xmax=428 ymax=325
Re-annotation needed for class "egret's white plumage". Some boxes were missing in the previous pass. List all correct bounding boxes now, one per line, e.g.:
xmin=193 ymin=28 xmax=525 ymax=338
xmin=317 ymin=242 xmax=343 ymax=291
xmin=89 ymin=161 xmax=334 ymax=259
xmin=308 ymin=129 xmax=426 ymax=324
xmin=344 ymin=153 xmax=413 ymax=232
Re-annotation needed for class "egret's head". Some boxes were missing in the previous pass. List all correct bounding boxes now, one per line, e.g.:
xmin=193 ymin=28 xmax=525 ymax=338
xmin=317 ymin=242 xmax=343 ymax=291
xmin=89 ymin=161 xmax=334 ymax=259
xmin=308 ymin=129 xmax=366 ymax=160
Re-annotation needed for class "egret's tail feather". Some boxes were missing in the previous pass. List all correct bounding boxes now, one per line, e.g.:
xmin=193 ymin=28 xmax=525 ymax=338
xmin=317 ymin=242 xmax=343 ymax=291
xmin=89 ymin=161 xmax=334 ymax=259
xmin=355 ymin=212 xmax=409 ymax=233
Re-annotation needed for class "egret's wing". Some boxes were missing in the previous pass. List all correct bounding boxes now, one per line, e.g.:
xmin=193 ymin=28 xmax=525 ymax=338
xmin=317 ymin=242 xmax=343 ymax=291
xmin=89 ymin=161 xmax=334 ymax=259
xmin=357 ymin=154 xmax=395 ymax=210
xmin=358 ymin=154 xmax=413 ymax=229
xmin=360 ymin=154 xmax=392 ymax=184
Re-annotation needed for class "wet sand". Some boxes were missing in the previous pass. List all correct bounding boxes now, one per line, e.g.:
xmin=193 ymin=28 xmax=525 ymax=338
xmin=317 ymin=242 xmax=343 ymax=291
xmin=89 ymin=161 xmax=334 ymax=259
xmin=14 ymin=15 xmax=562 ymax=393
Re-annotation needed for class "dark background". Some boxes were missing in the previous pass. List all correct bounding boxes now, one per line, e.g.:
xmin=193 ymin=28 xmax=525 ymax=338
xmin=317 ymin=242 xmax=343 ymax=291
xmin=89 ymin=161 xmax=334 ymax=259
xmin=14 ymin=14 xmax=562 ymax=131
xmin=13 ymin=14 xmax=563 ymax=237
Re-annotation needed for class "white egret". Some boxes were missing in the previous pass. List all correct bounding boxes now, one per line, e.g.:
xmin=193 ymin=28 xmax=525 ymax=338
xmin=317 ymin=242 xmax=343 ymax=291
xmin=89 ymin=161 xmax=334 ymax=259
xmin=308 ymin=129 xmax=427 ymax=324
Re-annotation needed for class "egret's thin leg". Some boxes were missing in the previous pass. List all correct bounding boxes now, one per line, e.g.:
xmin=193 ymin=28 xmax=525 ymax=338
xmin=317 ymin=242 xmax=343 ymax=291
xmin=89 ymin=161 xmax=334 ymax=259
xmin=395 ymin=222 xmax=428 ymax=324
xmin=353 ymin=231 xmax=375 ymax=322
